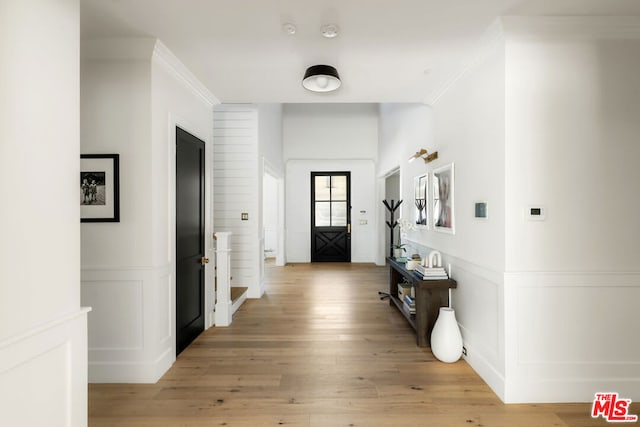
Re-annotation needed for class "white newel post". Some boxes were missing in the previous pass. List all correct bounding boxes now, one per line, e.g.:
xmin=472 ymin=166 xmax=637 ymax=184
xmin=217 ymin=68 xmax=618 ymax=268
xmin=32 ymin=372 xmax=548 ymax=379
xmin=214 ymin=232 xmax=233 ymax=326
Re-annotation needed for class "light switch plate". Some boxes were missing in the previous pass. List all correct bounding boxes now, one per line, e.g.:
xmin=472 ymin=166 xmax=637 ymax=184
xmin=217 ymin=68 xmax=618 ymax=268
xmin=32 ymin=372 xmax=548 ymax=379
xmin=525 ymin=206 xmax=546 ymax=221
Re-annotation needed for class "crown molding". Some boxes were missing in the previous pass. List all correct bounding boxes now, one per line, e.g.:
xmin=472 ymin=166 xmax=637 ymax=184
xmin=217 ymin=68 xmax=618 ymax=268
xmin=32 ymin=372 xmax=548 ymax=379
xmin=425 ymin=18 xmax=505 ymax=106
xmin=152 ymin=40 xmax=219 ymax=107
xmin=425 ymin=16 xmax=640 ymax=106
xmin=81 ymin=38 xmax=156 ymax=60
xmin=500 ymin=16 xmax=640 ymax=41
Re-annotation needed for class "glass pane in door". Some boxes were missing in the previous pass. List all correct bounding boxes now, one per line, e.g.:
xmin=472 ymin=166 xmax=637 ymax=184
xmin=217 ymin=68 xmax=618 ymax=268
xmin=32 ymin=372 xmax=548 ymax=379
xmin=331 ymin=176 xmax=347 ymax=200
xmin=331 ymin=202 xmax=347 ymax=226
xmin=315 ymin=202 xmax=331 ymax=226
xmin=314 ymin=176 xmax=331 ymax=201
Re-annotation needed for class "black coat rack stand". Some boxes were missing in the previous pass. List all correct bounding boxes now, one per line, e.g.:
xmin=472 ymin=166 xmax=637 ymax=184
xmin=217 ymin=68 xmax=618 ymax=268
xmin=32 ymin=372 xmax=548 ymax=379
xmin=382 ymin=199 xmax=403 ymax=258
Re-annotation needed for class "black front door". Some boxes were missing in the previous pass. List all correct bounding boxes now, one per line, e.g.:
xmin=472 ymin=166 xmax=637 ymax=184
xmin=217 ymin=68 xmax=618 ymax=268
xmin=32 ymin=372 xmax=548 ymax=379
xmin=311 ymin=172 xmax=351 ymax=262
xmin=176 ymin=127 xmax=205 ymax=355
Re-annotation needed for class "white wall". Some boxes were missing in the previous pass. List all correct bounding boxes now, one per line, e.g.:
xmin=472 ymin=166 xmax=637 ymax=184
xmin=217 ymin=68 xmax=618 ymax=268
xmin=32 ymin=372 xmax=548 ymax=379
xmin=390 ymin=17 xmax=640 ymax=404
xmin=258 ymin=104 xmax=285 ymax=277
xmin=81 ymin=39 xmax=216 ymax=382
xmin=284 ymin=103 xmax=379 ymax=160
xmin=283 ymin=104 xmax=379 ymax=263
xmin=0 ymin=0 xmax=88 ymax=425
xmin=263 ymin=173 xmax=279 ymax=258
xmin=501 ymin=17 xmax=640 ymax=403
xmin=377 ymin=104 xmax=432 ymax=177
xmin=430 ymin=41 xmax=506 ymax=273
xmin=81 ymin=41 xmax=154 ymax=268
xmin=213 ymin=105 xmax=261 ymax=296
xmin=504 ymin=22 xmax=640 ymax=272
xmin=286 ymin=160 xmax=378 ymax=263
xmin=258 ymin=104 xmax=284 ymax=173
xmin=377 ymin=103 xmax=433 ymax=263
xmin=378 ymin=30 xmax=507 ymax=399
xmin=213 ymin=103 xmax=284 ymax=297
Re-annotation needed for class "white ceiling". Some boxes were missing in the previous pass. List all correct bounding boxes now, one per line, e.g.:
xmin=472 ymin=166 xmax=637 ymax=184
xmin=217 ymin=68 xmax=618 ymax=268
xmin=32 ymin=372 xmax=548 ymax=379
xmin=81 ymin=0 xmax=640 ymax=104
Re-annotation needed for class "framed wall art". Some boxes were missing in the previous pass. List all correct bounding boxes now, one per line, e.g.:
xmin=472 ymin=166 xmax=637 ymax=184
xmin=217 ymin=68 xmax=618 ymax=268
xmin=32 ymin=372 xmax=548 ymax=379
xmin=80 ymin=154 xmax=120 ymax=222
xmin=413 ymin=173 xmax=428 ymax=227
xmin=432 ymin=163 xmax=454 ymax=234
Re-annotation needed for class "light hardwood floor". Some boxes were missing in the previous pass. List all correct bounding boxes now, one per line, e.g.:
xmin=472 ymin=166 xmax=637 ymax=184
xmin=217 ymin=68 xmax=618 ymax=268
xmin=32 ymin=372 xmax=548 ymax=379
xmin=89 ymin=262 xmax=636 ymax=426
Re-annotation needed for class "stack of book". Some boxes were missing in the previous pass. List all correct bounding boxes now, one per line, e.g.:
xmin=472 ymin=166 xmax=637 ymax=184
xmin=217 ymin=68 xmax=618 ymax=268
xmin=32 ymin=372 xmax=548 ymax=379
xmin=397 ymin=282 xmax=415 ymax=300
xmin=414 ymin=264 xmax=449 ymax=280
xmin=403 ymin=295 xmax=416 ymax=315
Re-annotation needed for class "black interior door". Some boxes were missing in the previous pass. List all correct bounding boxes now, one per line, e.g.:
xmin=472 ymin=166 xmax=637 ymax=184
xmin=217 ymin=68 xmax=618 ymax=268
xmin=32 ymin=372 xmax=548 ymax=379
xmin=176 ymin=127 xmax=205 ymax=355
xmin=311 ymin=172 xmax=351 ymax=262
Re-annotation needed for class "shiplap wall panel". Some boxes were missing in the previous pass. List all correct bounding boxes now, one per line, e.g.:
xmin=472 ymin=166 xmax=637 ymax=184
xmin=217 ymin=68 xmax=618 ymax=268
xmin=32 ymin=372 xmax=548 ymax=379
xmin=214 ymin=151 xmax=251 ymax=160
xmin=213 ymin=106 xmax=259 ymax=295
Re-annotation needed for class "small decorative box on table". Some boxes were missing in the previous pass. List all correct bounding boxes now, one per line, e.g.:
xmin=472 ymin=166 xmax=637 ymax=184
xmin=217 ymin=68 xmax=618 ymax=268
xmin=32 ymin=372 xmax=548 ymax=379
xmin=387 ymin=257 xmax=457 ymax=347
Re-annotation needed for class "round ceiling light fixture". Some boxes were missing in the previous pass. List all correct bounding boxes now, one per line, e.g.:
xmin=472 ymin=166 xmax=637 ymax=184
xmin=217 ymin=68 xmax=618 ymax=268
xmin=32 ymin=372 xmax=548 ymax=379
xmin=302 ymin=65 xmax=341 ymax=92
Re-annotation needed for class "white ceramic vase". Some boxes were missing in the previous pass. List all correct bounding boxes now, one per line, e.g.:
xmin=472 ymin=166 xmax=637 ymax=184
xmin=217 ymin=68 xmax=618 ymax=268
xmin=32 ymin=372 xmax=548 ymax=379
xmin=430 ymin=307 xmax=463 ymax=363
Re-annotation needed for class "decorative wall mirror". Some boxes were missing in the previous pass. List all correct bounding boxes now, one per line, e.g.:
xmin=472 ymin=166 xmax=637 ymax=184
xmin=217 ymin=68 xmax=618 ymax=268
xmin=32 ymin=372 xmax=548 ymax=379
xmin=414 ymin=173 xmax=428 ymax=227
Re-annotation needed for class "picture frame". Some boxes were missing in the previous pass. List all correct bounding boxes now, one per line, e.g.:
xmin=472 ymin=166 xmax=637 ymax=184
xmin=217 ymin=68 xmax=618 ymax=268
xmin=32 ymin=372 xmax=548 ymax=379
xmin=80 ymin=154 xmax=120 ymax=222
xmin=413 ymin=173 xmax=428 ymax=227
xmin=432 ymin=163 xmax=455 ymax=234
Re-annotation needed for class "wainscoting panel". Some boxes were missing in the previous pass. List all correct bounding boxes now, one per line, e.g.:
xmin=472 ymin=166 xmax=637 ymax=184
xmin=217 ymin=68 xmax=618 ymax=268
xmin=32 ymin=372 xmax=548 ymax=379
xmin=504 ymin=272 xmax=640 ymax=403
xmin=81 ymin=265 xmax=174 ymax=383
xmin=159 ymin=272 xmax=172 ymax=345
xmin=403 ymin=238 xmax=506 ymax=400
xmin=0 ymin=309 xmax=89 ymax=426
xmin=82 ymin=279 xmax=143 ymax=350
xmin=452 ymin=260 xmax=505 ymax=399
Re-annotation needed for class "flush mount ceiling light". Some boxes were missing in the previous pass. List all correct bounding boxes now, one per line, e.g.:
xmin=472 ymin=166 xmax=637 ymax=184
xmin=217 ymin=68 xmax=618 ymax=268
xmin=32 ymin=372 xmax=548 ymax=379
xmin=302 ymin=65 xmax=341 ymax=92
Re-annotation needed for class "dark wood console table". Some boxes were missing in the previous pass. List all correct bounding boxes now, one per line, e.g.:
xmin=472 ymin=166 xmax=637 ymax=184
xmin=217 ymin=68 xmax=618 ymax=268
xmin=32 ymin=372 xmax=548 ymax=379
xmin=387 ymin=257 xmax=457 ymax=347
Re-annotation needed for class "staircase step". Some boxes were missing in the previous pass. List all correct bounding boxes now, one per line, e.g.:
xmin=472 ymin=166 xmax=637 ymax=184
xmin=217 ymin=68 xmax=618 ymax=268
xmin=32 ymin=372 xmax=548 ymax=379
xmin=231 ymin=287 xmax=248 ymax=303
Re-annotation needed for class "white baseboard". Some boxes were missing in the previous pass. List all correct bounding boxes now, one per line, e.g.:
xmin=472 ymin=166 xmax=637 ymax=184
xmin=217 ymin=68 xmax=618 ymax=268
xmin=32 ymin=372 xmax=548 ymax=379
xmin=505 ymin=377 xmax=640 ymax=404
xmin=89 ymin=345 xmax=174 ymax=384
xmin=462 ymin=340 xmax=505 ymax=402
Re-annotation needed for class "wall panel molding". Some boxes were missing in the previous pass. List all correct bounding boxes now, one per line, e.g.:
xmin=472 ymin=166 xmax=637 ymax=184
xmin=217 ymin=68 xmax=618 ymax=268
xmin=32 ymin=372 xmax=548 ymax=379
xmin=398 ymin=238 xmax=506 ymax=400
xmin=81 ymin=265 xmax=174 ymax=383
xmin=504 ymin=271 xmax=640 ymax=403
xmin=0 ymin=309 xmax=88 ymax=426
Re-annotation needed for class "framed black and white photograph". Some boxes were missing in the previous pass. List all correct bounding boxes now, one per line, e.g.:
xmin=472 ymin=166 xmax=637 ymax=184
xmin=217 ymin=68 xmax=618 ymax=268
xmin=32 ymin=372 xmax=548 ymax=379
xmin=432 ymin=163 xmax=454 ymax=234
xmin=80 ymin=154 xmax=120 ymax=222
xmin=414 ymin=173 xmax=428 ymax=227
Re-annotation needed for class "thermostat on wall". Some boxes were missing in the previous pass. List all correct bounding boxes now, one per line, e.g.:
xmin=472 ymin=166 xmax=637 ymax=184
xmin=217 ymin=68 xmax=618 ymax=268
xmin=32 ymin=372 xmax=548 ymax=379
xmin=526 ymin=206 xmax=546 ymax=221
xmin=474 ymin=201 xmax=488 ymax=219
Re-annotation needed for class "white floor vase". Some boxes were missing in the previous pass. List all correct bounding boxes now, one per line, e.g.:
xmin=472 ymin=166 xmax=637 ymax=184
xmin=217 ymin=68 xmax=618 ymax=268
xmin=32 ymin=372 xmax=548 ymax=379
xmin=430 ymin=307 xmax=463 ymax=363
